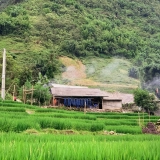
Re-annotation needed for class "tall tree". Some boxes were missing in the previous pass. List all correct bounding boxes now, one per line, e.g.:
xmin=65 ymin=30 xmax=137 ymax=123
xmin=133 ymin=88 xmax=158 ymax=113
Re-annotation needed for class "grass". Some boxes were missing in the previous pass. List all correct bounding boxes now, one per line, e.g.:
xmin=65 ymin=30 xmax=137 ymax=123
xmin=83 ymin=57 xmax=140 ymax=93
xmin=0 ymin=101 xmax=159 ymax=159
xmin=0 ymin=133 xmax=159 ymax=160
xmin=59 ymin=56 xmax=140 ymax=93
xmin=35 ymin=112 xmax=97 ymax=120
xmin=0 ymin=101 xmax=159 ymax=133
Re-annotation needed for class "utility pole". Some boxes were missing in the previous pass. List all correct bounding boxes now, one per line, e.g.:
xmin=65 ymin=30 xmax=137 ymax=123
xmin=1 ymin=48 xmax=6 ymax=100
xmin=13 ymin=85 xmax=15 ymax=101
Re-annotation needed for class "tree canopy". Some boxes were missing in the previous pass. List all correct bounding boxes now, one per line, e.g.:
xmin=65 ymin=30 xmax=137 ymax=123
xmin=133 ymin=88 xmax=158 ymax=113
xmin=0 ymin=0 xmax=160 ymax=94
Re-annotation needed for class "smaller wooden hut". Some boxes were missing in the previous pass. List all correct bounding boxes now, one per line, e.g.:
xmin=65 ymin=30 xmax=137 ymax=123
xmin=103 ymin=97 xmax=122 ymax=111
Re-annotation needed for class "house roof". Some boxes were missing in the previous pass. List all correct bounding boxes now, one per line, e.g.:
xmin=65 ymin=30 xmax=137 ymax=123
xmin=103 ymin=97 xmax=122 ymax=101
xmin=50 ymin=84 xmax=134 ymax=103
xmin=104 ymin=92 xmax=134 ymax=104
xmin=50 ymin=83 xmax=88 ymax=88
xmin=51 ymin=87 xmax=108 ymax=97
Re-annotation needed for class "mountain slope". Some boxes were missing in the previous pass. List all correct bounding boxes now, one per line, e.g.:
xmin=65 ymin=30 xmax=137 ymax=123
xmin=0 ymin=0 xmax=160 ymax=93
xmin=59 ymin=56 xmax=139 ymax=93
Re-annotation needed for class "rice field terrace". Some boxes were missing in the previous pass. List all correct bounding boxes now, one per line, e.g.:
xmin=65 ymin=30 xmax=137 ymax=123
xmin=0 ymin=100 xmax=160 ymax=160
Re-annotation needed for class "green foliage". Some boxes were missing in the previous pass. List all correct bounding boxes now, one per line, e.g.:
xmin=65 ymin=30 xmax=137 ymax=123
xmin=0 ymin=0 xmax=160 ymax=90
xmin=133 ymin=88 xmax=158 ymax=113
xmin=0 ymin=100 xmax=159 ymax=135
xmin=33 ymin=83 xmax=51 ymax=105
xmin=0 ymin=6 xmax=30 ymax=35
xmin=0 ymin=133 xmax=160 ymax=159
xmin=0 ymin=118 xmax=14 ymax=132
xmin=0 ymin=107 xmax=25 ymax=112
xmin=18 ymin=80 xmax=51 ymax=105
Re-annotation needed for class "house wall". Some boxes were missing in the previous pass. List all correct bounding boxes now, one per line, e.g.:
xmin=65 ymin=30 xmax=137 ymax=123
xmin=103 ymin=100 xmax=122 ymax=110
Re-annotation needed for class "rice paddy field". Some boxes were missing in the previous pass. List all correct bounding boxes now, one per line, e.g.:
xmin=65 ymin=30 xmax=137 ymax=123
xmin=0 ymin=100 xmax=160 ymax=160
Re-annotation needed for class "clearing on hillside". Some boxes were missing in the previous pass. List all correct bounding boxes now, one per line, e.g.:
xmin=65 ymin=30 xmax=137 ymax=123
xmin=59 ymin=56 xmax=140 ymax=93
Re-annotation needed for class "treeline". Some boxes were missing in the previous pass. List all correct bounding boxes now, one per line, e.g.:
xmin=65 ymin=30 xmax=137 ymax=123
xmin=0 ymin=0 xmax=160 ymax=92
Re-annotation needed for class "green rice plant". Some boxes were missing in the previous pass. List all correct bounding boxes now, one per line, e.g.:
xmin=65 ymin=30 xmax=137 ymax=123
xmin=123 ymin=112 xmax=148 ymax=116
xmin=37 ymin=117 xmax=104 ymax=132
xmin=100 ymin=119 xmax=139 ymax=126
xmin=54 ymin=113 xmax=96 ymax=120
xmin=0 ymin=111 xmax=28 ymax=117
xmin=14 ymin=121 xmax=33 ymax=132
xmin=90 ymin=123 xmax=104 ymax=132
xmin=105 ymin=125 xmax=142 ymax=134
xmin=144 ymin=119 xmax=159 ymax=123
xmin=150 ymin=115 xmax=160 ymax=119
xmin=0 ymin=132 xmax=159 ymax=143
xmin=96 ymin=114 xmax=151 ymax=119
xmin=0 ymin=102 xmax=37 ymax=109
xmin=97 ymin=114 xmax=129 ymax=119
xmin=33 ymin=114 xmax=96 ymax=124
xmin=0 ymin=100 xmax=159 ymax=134
xmin=87 ymin=112 xmax=148 ymax=116
xmin=37 ymin=117 xmax=72 ymax=130
xmin=0 ymin=107 xmax=25 ymax=112
xmin=87 ymin=112 xmax=121 ymax=115
xmin=35 ymin=108 xmax=77 ymax=114
xmin=0 ymin=134 xmax=159 ymax=160
xmin=100 ymin=118 xmax=159 ymax=126
xmin=13 ymin=119 xmax=40 ymax=132
xmin=72 ymin=121 xmax=105 ymax=132
xmin=72 ymin=121 xmax=92 ymax=131
xmin=72 ymin=114 xmax=96 ymax=120
xmin=35 ymin=112 xmax=96 ymax=120
xmin=0 ymin=118 xmax=15 ymax=132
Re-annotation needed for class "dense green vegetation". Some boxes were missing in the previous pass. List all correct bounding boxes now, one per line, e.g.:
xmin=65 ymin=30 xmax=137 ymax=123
xmin=134 ymin=88 xmax=158 ymax=113
xmin=0 ymin=100 xmax=160 ymax=133
xmin=0 ymin=0 xmax=160 ymax=93
xmin=0 ymin=101 xmax=160 ymax=159
xmin=0 ymin=133 xmax=160 ymax=159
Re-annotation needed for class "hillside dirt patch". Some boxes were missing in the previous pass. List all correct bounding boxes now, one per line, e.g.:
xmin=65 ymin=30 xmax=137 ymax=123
xmin=60 ymin=56 xmax=138 ymax=87
xmin=60 ymin=56 xmax=86 ymax=81
xmin=59 ymin=56 xmax=138 ymax=103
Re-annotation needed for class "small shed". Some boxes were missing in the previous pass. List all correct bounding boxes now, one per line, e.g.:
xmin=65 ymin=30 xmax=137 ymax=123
xmin=103 ymin=97 xmax=122 ymax=111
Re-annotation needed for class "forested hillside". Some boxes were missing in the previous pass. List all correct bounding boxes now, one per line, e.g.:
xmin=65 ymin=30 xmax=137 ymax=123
xmin=0 ymin=0 xmax=160 ymax=94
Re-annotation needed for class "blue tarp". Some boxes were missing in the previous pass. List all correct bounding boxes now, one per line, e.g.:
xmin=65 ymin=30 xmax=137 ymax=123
xmin=64 ymin=98 xmax=92 ymax=108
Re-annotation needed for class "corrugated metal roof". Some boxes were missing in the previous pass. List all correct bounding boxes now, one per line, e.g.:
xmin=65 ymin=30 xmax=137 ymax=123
xmin=51 ymin=87 xmax=108 ymax=97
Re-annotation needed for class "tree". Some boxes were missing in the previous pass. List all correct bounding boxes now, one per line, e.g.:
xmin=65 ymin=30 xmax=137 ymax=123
xmin=133 ymin=88 xmax=158 ymax=113
xmin=19 ymin=80 xmax=51 ymax=105
xmin=33 ymin=83 xmax=51 ymax=106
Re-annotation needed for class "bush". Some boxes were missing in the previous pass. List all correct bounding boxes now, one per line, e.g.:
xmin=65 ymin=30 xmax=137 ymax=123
xmin=129 ymin=67 xmax=139 ymax=79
